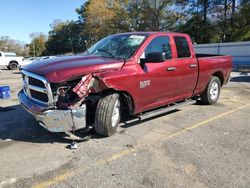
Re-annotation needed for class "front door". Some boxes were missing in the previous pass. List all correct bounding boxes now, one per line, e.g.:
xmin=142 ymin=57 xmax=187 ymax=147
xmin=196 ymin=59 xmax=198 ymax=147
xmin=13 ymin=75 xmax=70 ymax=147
xmin=138 ymin=35 xmax=177 ymax=110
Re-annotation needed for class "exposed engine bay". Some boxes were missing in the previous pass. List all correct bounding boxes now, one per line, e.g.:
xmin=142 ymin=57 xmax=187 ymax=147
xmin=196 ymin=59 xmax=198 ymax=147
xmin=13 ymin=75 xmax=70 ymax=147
xmin=53 ymin=74 xmax=99 ymax=107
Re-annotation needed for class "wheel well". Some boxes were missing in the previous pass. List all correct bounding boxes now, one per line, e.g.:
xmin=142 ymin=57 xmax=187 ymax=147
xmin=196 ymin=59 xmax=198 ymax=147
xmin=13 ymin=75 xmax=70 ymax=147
xmin=101 ymin=89 xmax=135 ymax=115
xmin=9 ymin=61 xmax=18 ymax=65
xmin=212 ymin=71 xmax=224 ymax=85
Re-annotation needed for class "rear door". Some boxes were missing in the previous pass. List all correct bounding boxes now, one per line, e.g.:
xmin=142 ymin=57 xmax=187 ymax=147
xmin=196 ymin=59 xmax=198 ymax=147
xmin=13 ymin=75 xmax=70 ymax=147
xmin=138 ymin=35 xmax=177 ymax=109
xmin=173 ymin=36 xmax=198 ymax=99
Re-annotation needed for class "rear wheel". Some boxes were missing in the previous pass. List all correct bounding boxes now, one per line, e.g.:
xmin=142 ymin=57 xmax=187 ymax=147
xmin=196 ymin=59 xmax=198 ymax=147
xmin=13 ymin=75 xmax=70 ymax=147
xmin=94 ymin=92 xmax=121 ymax=137
xmin=200 ymin=76 xmax=221 ymax=105
xmin=8 ymin=62 xmax=18 ymax=70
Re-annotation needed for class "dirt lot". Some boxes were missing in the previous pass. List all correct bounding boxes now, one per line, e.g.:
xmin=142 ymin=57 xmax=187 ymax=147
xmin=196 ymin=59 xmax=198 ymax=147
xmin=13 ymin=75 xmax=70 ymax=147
xmin=0 ymin=69 xmax=250 ymax=188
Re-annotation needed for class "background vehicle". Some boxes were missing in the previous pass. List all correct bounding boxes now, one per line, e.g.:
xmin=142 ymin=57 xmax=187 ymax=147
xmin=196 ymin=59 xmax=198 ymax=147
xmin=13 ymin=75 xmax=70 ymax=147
xmin=0 ymin=51 xmax=24 ymax=70
xmin=20 ymin=57 xmax=38 ymax=70
xmin=36 ymin=56 xmax=56 ymax=61
xmin=19 ymin=32 xmax=232 ymax=139
xmin=20 ymin=56 xmax=57 ymax=70
xmin=22 ymin=57 xmax=38 ymax=66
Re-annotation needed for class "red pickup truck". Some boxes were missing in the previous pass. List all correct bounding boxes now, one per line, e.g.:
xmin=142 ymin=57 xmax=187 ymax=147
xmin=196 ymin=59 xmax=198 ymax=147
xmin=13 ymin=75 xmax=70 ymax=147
xmin=18 ymin=32 xmax=232 ymax=138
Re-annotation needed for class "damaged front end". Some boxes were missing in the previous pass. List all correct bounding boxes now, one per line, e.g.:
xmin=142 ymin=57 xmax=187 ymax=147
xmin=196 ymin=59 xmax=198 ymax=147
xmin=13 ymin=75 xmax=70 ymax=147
xmin=18 ymin=70 xmax=102 ymax=139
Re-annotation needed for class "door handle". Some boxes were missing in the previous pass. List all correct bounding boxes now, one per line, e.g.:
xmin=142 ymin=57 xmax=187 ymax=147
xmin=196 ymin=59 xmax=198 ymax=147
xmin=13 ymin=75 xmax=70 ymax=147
xmin=167 ymin=67 xmax=176 ymax=71
xmin=189 ymin=64 xmax=197 ymax=68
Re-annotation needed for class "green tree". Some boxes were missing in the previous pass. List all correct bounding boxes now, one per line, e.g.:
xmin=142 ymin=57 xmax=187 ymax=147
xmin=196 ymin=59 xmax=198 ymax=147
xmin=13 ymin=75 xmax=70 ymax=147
xmin=41 ymin=0 xmax=250 ymax=55
xmin=175 ymin=0 xmax=220 ymax=43
xmin=140 ymin=0 xmax=178 ymax=31
xmin=175 ymin=0 xmax=250 ymax=43
xmin=230 ymin=0 xmax=250 ymax=41
xmin=43 ymin=20 xmax=86 ymax=55
xmin=77 ymin=0 xmax=117 ymax=43
xmin=29 ymin=33 xmax=47 ymax=57
xmin=76 ymin=0 xmax=179 ymax=45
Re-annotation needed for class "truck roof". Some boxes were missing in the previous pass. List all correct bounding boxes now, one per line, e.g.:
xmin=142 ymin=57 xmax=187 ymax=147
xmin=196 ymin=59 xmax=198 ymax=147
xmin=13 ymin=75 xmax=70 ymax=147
xmin=111 ymin=31 xmax=188 ymax=37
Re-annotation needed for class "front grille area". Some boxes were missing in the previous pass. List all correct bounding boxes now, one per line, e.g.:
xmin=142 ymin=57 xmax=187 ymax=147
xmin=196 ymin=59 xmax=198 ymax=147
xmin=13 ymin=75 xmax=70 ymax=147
xmin=30 ymin=89 xmax=48 ymax=102
xmin=22 ymin=70 xmax=53 ymax=105
xmin=29 ymin=77 xmax=45 ymax=88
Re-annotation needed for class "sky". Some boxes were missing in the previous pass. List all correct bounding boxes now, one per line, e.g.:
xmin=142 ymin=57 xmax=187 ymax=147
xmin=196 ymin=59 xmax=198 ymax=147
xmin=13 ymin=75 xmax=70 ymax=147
xmin=0 ymin=0 xmax=85 ymax=44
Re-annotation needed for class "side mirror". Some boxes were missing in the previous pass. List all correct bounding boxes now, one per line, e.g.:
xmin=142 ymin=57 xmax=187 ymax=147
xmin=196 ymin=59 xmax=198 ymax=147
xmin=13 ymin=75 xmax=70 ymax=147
xmin=145 ymin=52 xmax=165 ymax=63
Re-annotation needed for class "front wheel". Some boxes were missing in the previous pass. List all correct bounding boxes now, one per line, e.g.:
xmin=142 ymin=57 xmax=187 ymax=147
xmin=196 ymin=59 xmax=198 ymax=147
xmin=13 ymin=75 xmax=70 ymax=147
xmin=8 ymin=62 xmax=18 ymax=70
xmin=200 ymin=76 xmax=221 ymax=105
xmin=94 ymin=92 xmax=122 ymax=137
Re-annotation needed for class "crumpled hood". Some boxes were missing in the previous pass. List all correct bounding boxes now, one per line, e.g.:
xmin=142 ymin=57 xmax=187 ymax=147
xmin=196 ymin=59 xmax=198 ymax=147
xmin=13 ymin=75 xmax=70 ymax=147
xmin=23 ymin=55 xmax=124 ymax=83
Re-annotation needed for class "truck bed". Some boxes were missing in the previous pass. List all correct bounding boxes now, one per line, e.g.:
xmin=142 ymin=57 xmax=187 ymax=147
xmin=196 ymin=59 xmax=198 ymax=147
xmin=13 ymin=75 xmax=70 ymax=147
xmin=194 ymin=53 xmax=232 ymax=95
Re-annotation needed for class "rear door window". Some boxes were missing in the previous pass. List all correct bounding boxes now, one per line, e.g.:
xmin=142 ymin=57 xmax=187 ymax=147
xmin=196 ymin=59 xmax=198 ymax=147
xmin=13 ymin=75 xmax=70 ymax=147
xmin=174 ymin=36 xmax=191 ymax=58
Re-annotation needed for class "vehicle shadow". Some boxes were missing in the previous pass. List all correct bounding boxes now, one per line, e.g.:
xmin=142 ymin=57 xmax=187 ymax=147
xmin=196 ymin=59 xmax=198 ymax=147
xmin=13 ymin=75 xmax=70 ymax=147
xmin=12 ymin=71 xmax=22 ymax=74
xmin=0 ymin=67 xmax=20 ymax=73
xmin=230 ymin=76 xmax=250 ymax=83
xmin=0 ymin=104 xmax=183 ymax=144
xmin=0 ymin=67 xmax=9 ymax=71
xmin=0 ymin=105 xmax=69 ymax=144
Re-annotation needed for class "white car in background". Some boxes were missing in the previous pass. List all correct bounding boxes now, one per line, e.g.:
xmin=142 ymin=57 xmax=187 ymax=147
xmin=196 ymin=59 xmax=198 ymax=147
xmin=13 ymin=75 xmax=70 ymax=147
xmin=20 ymin=56 xmax=57 ymax=70
xmin=22 ymin=57 xmax=38 ymax=66
xmin=0 ymin=51 xmax=24 ymax=70
xmin=36 ymin=56 xmax=56 ymax=61
xmin=19 ymin=57 xmax=38 ymax=70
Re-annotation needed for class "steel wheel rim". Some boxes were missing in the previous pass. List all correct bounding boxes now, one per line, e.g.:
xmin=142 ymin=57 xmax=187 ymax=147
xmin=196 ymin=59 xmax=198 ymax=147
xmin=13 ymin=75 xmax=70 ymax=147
xmin=11 ymin=64 xmax=17 ymax=69
xmin=210 ymin=82 xmax=219 ymax=100
xmin=111 ymin=99 xmax=120 ymax=127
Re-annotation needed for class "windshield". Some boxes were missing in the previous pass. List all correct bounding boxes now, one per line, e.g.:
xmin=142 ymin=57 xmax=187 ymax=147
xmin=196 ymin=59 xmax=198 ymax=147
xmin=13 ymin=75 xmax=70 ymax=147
xmin=84 ymin=34 xmax=147 ymax=59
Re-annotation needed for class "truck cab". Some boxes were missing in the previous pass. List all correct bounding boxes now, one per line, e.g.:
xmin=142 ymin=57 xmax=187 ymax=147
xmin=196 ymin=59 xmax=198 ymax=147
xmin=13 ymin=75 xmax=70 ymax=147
xmin=135 ymin=33 xmax=198 ymax=111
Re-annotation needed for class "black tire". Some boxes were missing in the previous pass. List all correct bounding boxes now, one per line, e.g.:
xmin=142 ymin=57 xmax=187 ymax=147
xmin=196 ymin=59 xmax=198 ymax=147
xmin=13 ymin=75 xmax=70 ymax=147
xmin=94 ymin=91 xmax=121 ymax=137
xmin=200 ymin=76 xmax=221 ymax=105
xmin=9 ymin=62 xmax=18 ymax=70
